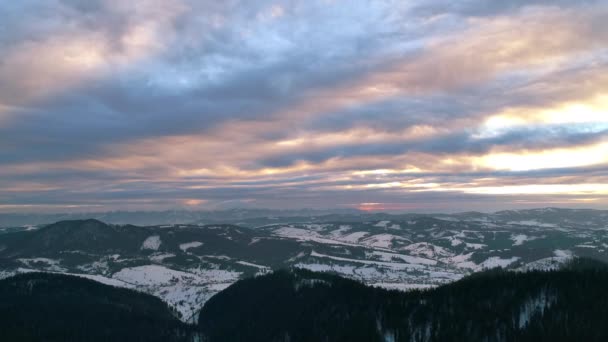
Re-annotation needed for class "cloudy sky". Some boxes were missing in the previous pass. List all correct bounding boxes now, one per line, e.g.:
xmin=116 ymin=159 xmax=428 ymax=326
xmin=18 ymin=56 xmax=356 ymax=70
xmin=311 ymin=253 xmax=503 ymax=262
xmin=1 ymin=0 xmax=608 ymax=213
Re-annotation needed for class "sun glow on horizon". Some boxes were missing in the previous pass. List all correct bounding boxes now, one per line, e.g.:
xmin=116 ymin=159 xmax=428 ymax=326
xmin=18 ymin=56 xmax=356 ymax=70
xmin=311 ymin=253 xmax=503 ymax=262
xmin=475 ymin=142 xmax=608 ymax=171
xmin=479 ymin=95 xmax=608 ymax=138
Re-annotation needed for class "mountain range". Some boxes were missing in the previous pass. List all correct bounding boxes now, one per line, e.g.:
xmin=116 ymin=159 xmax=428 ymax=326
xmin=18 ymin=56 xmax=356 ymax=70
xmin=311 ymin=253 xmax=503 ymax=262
xmin=0 ymin=208 xmax=607 ymax=322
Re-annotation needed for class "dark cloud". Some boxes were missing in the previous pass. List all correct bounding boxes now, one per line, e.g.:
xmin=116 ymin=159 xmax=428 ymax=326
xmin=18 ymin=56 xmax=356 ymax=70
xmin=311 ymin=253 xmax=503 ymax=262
xmin=257 ymin=126 xmax=608 ymax=168
xmin=1 ymin=0 xmax=607 ymax=212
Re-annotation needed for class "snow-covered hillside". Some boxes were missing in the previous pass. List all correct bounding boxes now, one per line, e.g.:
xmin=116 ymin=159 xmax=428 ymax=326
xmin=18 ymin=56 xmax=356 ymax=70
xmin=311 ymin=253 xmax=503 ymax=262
xmin=1 ymin=209 xmax=606 ymax=321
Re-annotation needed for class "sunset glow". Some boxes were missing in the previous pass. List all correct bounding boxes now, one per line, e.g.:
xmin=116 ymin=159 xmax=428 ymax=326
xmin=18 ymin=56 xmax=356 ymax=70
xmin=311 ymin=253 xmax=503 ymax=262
xmin=1 ymin=0 xmax=607 ymax=212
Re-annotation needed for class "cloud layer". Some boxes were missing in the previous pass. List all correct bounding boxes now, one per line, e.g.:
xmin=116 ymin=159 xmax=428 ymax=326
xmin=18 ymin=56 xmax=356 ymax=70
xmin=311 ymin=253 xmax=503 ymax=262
xmin=1 ymin=0 xmax=608 ymax=212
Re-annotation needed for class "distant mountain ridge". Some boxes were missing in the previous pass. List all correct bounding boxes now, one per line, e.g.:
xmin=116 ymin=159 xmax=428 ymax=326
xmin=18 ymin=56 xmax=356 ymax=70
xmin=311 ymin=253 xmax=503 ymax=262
xmin=0 ymin=208 xmax=363 ymax=227
xmin=2 ymin=207 xmax=607 ymax=228
xmin=1 ymin=219 xmax=148 ymax=257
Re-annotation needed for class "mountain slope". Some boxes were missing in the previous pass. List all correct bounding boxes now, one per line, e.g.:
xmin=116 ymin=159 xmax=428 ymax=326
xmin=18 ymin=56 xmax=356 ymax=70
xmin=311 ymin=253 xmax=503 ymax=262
xmin=2 ymin=210 xmax=607 ymax=323
xmin=0 ymin=272 xmax=195 ymax=342
xmin=0 ymin=219 xmax=150 ymax=257
xmin=198 ymin=260 xmax=608 ymax=342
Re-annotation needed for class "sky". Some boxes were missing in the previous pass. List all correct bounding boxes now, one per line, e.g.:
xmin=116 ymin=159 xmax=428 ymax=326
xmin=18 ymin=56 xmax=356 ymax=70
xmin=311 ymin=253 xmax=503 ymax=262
xmin=1 ymin=0 xmax=608 ymax=213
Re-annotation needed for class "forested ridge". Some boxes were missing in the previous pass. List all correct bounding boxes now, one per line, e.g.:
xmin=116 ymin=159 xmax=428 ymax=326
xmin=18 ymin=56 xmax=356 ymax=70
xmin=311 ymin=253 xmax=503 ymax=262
xmin=199 ymin=258 xmax=608 ymax=342
xmin=1 ymin=259 xmax=608 ymax=341
xmin=0 ymin=272 xmax=196 ymax=342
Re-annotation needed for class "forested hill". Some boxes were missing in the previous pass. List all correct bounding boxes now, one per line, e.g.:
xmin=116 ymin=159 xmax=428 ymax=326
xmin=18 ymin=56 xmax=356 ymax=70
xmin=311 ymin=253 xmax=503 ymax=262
xmin=2 ymin=260 xmax=608 ymax=341
xmin=199 ymin=259 xmax=608 ymax=342
xmin=0 ymin=272 xmax=196 ymax=342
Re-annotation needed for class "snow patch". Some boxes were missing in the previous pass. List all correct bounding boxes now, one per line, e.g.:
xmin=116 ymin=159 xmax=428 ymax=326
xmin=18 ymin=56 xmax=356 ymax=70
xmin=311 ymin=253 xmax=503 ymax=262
xmin=365 ymin=251 xmax=437 ymax=265
xmin=554 ymin=249 xmax=573 ymax=258
xmin=374 ymin=221 xmax=390 ymax=228
xmin=141 ymin=235 xmax=162 ymax=251
xmin=361 ymin=234 xmax=407 ymax=249
xmin=179 ymin=241 xmax=203 ymax=252
xmin=273 ymin=227 xmax=370 ymax=247
xmin=508 ymin=220 xmax=557 ymax=228
xmin=479 ymin=256 xmax=519 ymax=270
xmin=444 ymin=252 xmax=477 ymax=269
xmin=329 ymin=225 xmax=352 ymax=237
xmin=511 ymin=234 xmax=537 ymax=246
xmin=149 ymin=253 xmax=176 ymax=262
xmin=402 ymin=242 xmax=453 ymax=259
xmin=372 ymin=283 xmax=436 ymax=291
xmin=518 ymin=290 xmax=557 ymax=329
xmin=451 ymin=238 xmax=463 ymax=246
xmin=339 ymin=231 xmax=369 ymax=243
xmin=236 ymin=261 xmax=269 ymax=270
xmin=17 ymin=258 xmax=67 ymax=272
xmin=465 ymin=242 xmax=487 ymax=250
xmin=310 ymin=251 xmax=427 ymax=270
xmin=71 ymin=273 xmax=135 ymax=288
xmin=113 ymin=265 xmax=195 ymax=286
xmin=112 ymin=265 xmax=241 ymax=321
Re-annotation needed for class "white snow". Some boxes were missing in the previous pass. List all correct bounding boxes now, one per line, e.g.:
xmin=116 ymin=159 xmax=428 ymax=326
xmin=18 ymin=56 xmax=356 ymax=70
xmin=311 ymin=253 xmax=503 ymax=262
xmin=374 ymin=221 xmax=390 ymax=228
xmin=179 ymin=241 xmax=203 ymax=252
xmin=365 ymin=251 xmax=437 ymax=265
xmin=236 ymin=261 xmax=269 ymax=270
xmin=0 ymin=271 xmax=14 ymax=279
xmin=249 ymin=237 xmax=262 ymax=245
xmin=141 ymin=235 xmax=162 ymax=251
xmin=469 ymin=217 xmax=491 ymax=222
xmin=361 ymin=234 xmax=407 ymax=249
xmin=329 ymin=225 xmax=352 ymax=237
xmin=478 ymin=256 xmax=520 ymax=270
xmin=295 ymin=263 xmax=356 ymax=274
xmin=371 ymin=283 xmax=436 ymax=291
xmin=113 ymin=265 xmax=195 ymax=286
xmin=272 ymin=226 xmax=410 ymax=251
xmin=450 ymin=238 xmax=463 ymax=246
xmin=465 ymin=242 xmax=487 ymax=250
xmin=339 ymin=231 xmax=369 ymax=243
xmin=402 ymin=242 xmax=453 ymax=259
xmin=76 ymin=260 xmax=110 ymax=274
xmin=112 ymin=265 xmax=241 ymax=321
xmin=149 ymin=253 xmax=176 ymax=262
xmin=189 ymin=267 xmax=242 ymax=284
xmin=310 ymin=251 xmax=427 ymax=270
xmin=444 ymin=252 xmax=477 ymax=269
xmin=517 ymin=253 xmax=572 ymax=272
xmin=17 ymin=258 xmax=67 ymax=272
xmin=272 ymin=227 xmax=371 ymax=248
xmin=508 ymin=220 xmax=557 ymax=228
xmin=511 ymin=234 xmax=536 ymax=246
xmin=554 ymin=249 xmax=573 ymax=258
xmin=296 ymin=259 xmax=465 ymax=289
xmin=301 ymin=223 xmax=331 ymax=232
xmin=71 ymin=273 xmax=135 ymax=288
xmin=434 ymin=216 xmax=459 ymax=222
xmin=518 ymin=290 xmax=556 ymax=328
